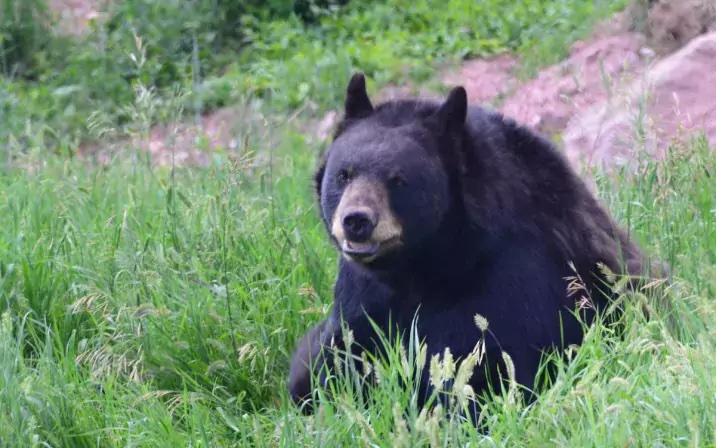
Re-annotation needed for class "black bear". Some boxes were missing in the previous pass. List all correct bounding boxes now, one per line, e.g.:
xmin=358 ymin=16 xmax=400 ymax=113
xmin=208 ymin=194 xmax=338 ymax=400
xmin=288 ymin=72 xmax=669 ymax=420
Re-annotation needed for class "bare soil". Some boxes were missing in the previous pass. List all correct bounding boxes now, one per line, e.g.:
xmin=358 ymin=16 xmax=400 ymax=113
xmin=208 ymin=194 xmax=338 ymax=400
xmin=47 ymin=0 xmax=108 ymax=35
xmin=629 ymin=0 xmax=716 ymax=55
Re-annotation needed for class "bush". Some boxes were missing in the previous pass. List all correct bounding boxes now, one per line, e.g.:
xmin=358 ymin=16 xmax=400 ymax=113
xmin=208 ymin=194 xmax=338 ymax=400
xmin=0 ymin=0 xmax=52 ymax=79
xmin=0 ymin=0 xmax=351 ymax=146
xmin=101 ymin=0 xmax=355 ymax=83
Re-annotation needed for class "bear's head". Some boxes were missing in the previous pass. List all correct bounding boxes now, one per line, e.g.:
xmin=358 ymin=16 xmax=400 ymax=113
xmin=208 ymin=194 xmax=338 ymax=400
xmin=314 ymin=73 xmax=469 ymax=269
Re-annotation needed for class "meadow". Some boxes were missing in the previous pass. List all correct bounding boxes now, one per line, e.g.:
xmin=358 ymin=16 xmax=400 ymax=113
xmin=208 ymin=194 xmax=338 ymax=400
xmin=1 ymin=0 xmax=714 ymax=446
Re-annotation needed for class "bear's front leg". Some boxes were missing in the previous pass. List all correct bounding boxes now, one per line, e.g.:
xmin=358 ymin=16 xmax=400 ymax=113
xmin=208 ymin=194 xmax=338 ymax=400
xmin=287 ymin=317 xmax=339 ymax=413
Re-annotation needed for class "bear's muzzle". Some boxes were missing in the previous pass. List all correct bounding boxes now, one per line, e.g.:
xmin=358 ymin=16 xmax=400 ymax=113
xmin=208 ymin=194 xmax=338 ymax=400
xmin=330 ymin=177 xmax=403 ymax=263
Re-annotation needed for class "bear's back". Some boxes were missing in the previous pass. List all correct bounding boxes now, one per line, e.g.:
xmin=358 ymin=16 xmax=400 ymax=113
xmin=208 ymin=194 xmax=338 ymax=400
xmin=364 ymin=99 xmax=571 ymax=180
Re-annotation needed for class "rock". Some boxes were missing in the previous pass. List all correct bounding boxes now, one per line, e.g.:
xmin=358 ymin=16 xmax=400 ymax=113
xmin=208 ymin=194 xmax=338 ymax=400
xmin=641 ymin=0 xmax=716 ymax=55
xmin=563 ymin=31 xmax=716 ymax=173
xmin=441 ymin=55 xmax=519 ymax=107
xmin=499 ymin=34 xmax=652 ymax=137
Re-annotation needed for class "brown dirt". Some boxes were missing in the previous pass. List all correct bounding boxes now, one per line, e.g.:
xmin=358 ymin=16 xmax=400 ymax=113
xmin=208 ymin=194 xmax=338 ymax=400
xmin=48 ymin=0 xmax=108 ymax=36
xmin=562 ymin=31 xmax=716 ymax=176
xmin=498 ymin=33 xmax=654 ymax=139
xmin=432 ymin=9 xmax=662 ymax=142
xmin=628 ymin=0 xmax=716 ymax=55
xmin=441 ymin=55 xmax=520 ymax=108
xmin=77 ymin=104 xmax=283 ymax=169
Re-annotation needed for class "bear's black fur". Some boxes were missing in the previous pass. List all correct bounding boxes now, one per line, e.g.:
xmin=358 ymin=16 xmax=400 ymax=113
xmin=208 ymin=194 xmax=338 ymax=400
xmin=288 ymin=73 xmax=669 ymax=421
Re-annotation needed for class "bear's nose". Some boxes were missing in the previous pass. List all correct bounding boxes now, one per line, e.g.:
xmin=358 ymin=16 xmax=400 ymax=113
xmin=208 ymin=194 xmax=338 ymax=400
xmin=342 ymin=210 xmax=376 ymax=242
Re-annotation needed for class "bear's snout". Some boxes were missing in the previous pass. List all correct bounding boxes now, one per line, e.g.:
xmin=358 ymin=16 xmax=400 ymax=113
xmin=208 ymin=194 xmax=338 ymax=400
xmin=329 ymin=176 xmax=404 ymax=263
xmin=342 ymin=208 xmax=377 ymax=242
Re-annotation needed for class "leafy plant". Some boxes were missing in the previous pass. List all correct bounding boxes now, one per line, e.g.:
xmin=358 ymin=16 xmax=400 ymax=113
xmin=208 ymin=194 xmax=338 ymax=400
xmin=0 ymin=0 xmax=52 ymax=79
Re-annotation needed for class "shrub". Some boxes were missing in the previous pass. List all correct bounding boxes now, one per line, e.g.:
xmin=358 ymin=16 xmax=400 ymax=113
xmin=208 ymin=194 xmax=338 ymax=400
xmin=0 ymin=0 xmax=52 ymax=79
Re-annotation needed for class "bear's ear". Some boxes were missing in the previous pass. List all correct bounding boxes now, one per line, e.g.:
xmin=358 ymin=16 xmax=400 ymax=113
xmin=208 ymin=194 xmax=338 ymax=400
xmin=428 ymin=86 xmax=468 ymax=133
xmin=345 ymin=72 xmax=374 ymax=119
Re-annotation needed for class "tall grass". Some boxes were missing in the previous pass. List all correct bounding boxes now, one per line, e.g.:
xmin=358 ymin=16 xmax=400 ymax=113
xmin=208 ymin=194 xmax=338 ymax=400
xmin=1 ymin=108 xmax=714 ymax=445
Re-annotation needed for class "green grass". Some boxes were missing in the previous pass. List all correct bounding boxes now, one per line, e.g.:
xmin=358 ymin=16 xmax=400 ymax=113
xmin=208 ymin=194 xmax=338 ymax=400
xmin=1 ymin=0 xmax=715 ymax=446
xmin=1 ymin=113 xmax=715 ymax=446
xmin=226 ymin=0 xmax=631 ymax=109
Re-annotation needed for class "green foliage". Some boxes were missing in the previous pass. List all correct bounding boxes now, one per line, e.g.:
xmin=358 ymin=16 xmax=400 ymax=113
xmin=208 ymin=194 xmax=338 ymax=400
xmin=0 ymin=0 xmax=52 ymax=79
xmin=1 ymin=0 xmax=627 ymax=151
xmin=227 ymin=0 xmax=630 ymax=110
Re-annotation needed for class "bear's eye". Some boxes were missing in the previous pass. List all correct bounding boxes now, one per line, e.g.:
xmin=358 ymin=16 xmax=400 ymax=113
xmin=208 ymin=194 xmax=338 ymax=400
xmin=388 ymin=174 xmax=407 ymax=189
xmin=336 ymin=169 xmax=351 ymax=185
